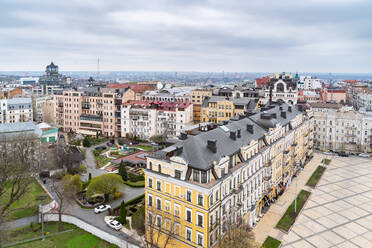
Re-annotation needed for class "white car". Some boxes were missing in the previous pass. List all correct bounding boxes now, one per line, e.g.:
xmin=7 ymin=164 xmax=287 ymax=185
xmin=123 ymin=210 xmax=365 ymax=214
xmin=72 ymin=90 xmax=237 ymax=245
xmin=359 ymin=153 xmax=371 ymax=158
xmin=107 ymin=220 xmax=122 ymax=231
xmin=323 ymin=152 xmax=333 ymax=155
xmin=94 ymin=204 xmax=111 ymax=214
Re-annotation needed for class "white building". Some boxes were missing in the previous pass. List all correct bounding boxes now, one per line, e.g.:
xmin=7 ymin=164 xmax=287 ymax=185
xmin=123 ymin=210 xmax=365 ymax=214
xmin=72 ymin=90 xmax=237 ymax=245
xmin=121 ymin=101 xmax=193 ymax=139
xmin=313 ymin=106 xmax=372 ymax=153
xmin=32 ymin=96 xmax=50 ymax=121
xmin=264 ymin=73 xmax=298 ymax=104
xmin=20 ymin=77 xmax=39 ymax=85
xmin=0 ymin=98 xmax=33 ymax=124
xmin=298 ymin=76 xmax=322 ymax=90
xmin=357 ymin=92 xmax=372 ymax=111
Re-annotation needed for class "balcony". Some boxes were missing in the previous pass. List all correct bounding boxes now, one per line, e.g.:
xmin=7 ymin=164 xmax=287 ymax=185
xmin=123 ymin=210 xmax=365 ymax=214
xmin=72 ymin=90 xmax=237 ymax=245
xmin=82 ymin=103 xmax=90 ymax=109
xmin=58 ymin=103 xmax=63 ymax=108
xmin=80 ymin=114 xmax=103 ymax=122
xmin=233 ymin=184 xmax=243 ymax=194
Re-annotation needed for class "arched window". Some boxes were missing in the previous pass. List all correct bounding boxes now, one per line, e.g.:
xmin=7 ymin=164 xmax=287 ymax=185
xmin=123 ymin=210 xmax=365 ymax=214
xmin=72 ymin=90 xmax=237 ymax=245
xmin=276 ymin=83 xmax=285 ymax=92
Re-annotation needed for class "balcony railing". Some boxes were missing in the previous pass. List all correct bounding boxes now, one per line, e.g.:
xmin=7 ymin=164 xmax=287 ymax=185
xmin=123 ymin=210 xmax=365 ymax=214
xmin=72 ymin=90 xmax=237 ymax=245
xmin=80 ymin=115 xmax=103 ymax=122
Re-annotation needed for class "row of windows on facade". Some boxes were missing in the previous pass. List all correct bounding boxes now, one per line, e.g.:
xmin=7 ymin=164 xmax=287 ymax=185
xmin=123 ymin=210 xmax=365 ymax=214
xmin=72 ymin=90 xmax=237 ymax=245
xmin=148 ymin=196 xmax=205 ymax=227
xmin=315 ymin=120 xmax=370 ymax=127
xmin=148 ymin=179 xmax=206 ymax=206
xmin=147 ymin=212 xmax=204 ymax=246
xmin=318 ymin=127 xmax=368 ymax=136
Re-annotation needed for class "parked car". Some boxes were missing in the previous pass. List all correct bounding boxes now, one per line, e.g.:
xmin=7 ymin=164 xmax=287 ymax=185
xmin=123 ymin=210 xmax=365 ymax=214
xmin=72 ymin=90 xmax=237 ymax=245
xmin=94 ymin=204 xmax=111 ymax=214
xmin=59 ymin=134 xmax=65 ymax=139
xmin=106 ymin=142 xmax=113 ymax=147
xmin=359 ymin=153 xmax=371 ymax=158
xmin=323 ymin=152 xmax=333 ymax=155
xmin=94 ymin=146 xmax=106 ymax=151
xmin=339 ymin=151 xmax=349 ymax=157
xmin=151 ymin=142 xmax=158 ymax=146
xmin=48 ymin=144 xmax=56 ymax=149
xmin=107 ymin=220 xmax=122 ymax=231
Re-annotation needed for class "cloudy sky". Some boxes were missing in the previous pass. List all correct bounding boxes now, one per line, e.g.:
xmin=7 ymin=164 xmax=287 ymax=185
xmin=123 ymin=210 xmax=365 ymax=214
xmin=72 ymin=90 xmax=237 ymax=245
xmin=1 ymin=0 xmax=371 ymax=72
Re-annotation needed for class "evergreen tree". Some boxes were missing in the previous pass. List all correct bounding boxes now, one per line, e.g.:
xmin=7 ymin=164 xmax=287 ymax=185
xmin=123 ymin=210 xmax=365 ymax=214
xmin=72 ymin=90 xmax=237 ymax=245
xmin=120 ymin=200 xmax=127 ymax=224
xmin=82 ymin=136 xmax=91 ymax=147
xmin=119 ymin=161 xmax=128 ymax=181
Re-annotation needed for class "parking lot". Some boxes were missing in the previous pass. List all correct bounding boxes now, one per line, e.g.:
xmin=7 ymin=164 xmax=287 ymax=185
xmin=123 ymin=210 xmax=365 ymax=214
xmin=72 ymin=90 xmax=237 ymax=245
xmin=281 ymin=155 xmax=372 ymax=248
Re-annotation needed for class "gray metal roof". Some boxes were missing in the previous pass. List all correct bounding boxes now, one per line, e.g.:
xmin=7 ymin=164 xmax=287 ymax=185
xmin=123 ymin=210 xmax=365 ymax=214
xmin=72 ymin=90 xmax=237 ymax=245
xmin=249 ymin=104 xmax=302 ymax=130
xmin=0 ymin=121 xmax=42 ymax=140
xmin=151 ymin=118 xmax=266 ymax=171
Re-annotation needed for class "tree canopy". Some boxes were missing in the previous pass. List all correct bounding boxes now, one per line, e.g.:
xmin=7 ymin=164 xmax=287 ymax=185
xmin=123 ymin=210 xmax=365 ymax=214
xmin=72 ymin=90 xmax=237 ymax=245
xmin=86 ymin=174 xmax=124 ymax=199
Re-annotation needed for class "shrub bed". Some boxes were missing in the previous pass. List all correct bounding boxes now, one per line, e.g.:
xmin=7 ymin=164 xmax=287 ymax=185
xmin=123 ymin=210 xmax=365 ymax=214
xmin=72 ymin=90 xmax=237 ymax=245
xmin=306 ymin=166 xmax=326 ymax=188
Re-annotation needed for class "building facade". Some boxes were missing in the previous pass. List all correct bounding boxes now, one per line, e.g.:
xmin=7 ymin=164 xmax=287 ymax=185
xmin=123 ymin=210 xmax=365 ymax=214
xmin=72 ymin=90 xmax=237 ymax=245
xmin=121 ymin=101 xmax=193 ymax=139
xmin=53 ymin=89 xmax=122 ymax=137
xmin=313 ymin=107 xmax=372 ymax=153
xmin=0 ymin=98 xmax=33 ymax=124
xmin=144 ymin=103 xmax=314 ymax=248
xmin=298 ymin=76 xmax=322 ymax=90
xmin=265 ymin=73 xmax=298 ymax=105
xmin=190 ymin=89 xmax=213 ymax=123
xmin=200 ymin=96 xmax=260 ymax=123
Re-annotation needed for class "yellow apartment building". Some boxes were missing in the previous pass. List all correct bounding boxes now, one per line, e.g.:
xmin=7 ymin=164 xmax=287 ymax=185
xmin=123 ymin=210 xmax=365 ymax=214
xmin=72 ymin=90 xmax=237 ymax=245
xmin=144 ymin=103 xmax=314 ymax=248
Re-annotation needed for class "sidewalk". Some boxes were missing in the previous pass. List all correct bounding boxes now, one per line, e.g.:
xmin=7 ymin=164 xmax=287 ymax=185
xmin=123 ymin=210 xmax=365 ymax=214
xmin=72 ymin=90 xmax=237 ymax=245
xmin=253 ymin=153 xmax=323 ymax=244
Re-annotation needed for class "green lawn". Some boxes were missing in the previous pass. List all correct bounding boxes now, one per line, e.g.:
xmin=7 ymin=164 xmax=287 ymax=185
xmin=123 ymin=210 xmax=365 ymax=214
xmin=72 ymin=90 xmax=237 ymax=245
xmin=87 ymin=136 xmax=109 ymax=146
xmin=262 ymin=236 xmax=281 ymax=248
xmin=306 ymin=166 xmax=326 ymax=188
xmin=94 ymin=155 xmax=112 ymax=168
xmin=6 ymin=222 xmax=117 ymax=248
xmin=322 ymin=158 xmax=331 ymax=165
xmin=0 ymin=179 xmax=51 ymax=221
xmin=276 ymin=190 xmax=311 ymax=232
xmin=124 ymin=180 xmax=145 ymax=187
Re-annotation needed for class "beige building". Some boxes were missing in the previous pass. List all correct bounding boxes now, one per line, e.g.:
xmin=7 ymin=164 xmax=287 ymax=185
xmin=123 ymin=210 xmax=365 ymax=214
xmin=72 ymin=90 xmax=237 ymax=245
xmin=313 ymin=106 xmax=372 ymax=153
xmin=191 ymin=88 xmax=213 ymax=123
xmin=53 ymin=89 xmax=123 ymax=137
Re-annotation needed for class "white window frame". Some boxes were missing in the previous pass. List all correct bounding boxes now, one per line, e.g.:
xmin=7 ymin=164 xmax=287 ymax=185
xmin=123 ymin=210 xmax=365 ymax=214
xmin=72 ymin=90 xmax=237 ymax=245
xmin=197 ymin=212 xmax=204 ymax=227
xmin=185 ymin=208 xmax=192 ymax=223
xmin=197 ymin=232 xmax=204 ymax=247
xmin=147 ymin=193 xmax=153 ymax=207
xmin=185 ymin=227 xmax=192 ymax=241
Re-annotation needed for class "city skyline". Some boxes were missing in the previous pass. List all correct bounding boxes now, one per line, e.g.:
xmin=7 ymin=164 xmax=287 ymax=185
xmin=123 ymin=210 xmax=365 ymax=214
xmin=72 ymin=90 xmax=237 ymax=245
xmin=1 ymin=0 xmax=372 ymax=73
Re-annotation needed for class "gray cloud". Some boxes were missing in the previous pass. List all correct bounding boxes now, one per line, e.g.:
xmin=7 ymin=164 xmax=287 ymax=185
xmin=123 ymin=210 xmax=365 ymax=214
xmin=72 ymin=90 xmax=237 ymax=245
xmin=0 ymin=0 xmax=371 ymax=72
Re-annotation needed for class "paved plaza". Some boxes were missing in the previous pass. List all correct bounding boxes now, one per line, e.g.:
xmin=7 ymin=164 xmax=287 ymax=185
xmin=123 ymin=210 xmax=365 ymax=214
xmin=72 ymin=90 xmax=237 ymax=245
xmin=281 ymin=155 xmax=372 ymax=248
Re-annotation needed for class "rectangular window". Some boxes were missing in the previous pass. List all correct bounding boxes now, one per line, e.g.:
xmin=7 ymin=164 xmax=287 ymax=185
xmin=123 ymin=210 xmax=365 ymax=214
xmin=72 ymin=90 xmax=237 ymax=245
xmin=148 ymin=178 xmax=153 ymax=188
xmin=201 ymin=171 xmax=207 ymax=183
xmin=157 ymin=181 xmax=161 ymax=191
xmin=156 ymin=215 xmax=162 ymax=228
xmin=186 ymin=228 xmax=192 ymax=241
xmin=186 ymin=190 xmax=192 ymax=202
xmin=175 ymin=170 xmax=181 ymax=179
xmin=186 ymin=209 xmax=192 ymax=223
xmin=197 ymin=213 xmax=204 ymax=227
xmin=148 ymin=195 xmax=153 ymax=207
xmin=197 ymin=233 xmax=204 ymax=246
xmin=156 ymin=198 xmax=161 ymax=210
xmin=198 ymin=194 xmax=204 ymax=206
xmin=193 ymin=169 xmax=200 ymax=182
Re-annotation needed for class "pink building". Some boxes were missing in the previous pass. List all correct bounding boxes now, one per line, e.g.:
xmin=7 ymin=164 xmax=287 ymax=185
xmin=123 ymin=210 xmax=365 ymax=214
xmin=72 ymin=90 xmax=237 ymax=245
xmin=320 ymin=88 xmax=346 ymax=104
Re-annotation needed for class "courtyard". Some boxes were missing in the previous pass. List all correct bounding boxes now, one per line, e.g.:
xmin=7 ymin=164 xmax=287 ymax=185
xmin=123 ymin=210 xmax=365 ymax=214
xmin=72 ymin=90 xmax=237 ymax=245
xmin=281 ymin=155 xmax=372 ymax=248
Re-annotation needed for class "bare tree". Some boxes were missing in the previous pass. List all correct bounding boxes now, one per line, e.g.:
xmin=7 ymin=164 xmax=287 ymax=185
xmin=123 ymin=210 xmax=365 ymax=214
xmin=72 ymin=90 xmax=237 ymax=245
xmin=144 ymin=209 xmax=177 ymax=248
xmin=217 ymin=214 xmax=259 ymax=248
xmin=0 ymin=133 xmax=40 ymax=246
xmin=50 ymin=176 xmax=76 ymax=232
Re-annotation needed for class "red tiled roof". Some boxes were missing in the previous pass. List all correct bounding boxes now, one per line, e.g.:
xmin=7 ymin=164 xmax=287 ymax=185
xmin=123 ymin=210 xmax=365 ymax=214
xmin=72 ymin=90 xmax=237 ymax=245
xmin=112 ymin=150 xmax=152 ymax=165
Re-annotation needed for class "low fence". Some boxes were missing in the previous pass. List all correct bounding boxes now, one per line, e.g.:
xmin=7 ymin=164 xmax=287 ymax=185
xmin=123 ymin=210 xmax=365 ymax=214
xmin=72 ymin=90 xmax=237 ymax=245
xmin=43 ymin=213 xmax=141 ymax=248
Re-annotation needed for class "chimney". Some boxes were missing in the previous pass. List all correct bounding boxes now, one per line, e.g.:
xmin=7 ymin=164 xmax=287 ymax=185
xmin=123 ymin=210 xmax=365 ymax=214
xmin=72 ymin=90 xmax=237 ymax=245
xmin=230 ymin=131 xmax=236 ymax=140
xmin=176 ymin=146 xmax=183 ymax=155
xmin=179 ymin=132 xmax=187 ymax=140
xmin=247 ymin=124 xmax=254 ymax=134
xmin=281 ymin=111 xmax=287 ymax=118
xmin=237 ymin=129 xmax=241 ymax=138
xmin=288 ymin=106 xmax=292 ymax=112
xmin=207 ymin=139 xmax=217 ymax=153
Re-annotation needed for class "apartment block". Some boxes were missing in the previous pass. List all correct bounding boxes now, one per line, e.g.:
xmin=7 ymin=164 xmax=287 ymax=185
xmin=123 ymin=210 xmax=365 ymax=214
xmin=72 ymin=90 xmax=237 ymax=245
xmin=53 ymin=89 xmax=122 ymax=137
xmin=190 ymin=88 xmax=213 ymax=123
xmin=144 ymin=103 xmax=313 ymax=248
xmin=121 ymin=101 xmax=193 ymax=139
xmin=200 ymin=96 xmax=260 ymax=123
xmin=0 ymin=98 xmax=33 ymax=124
xmin=313 ymin=106 xmax=372 ymax=153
